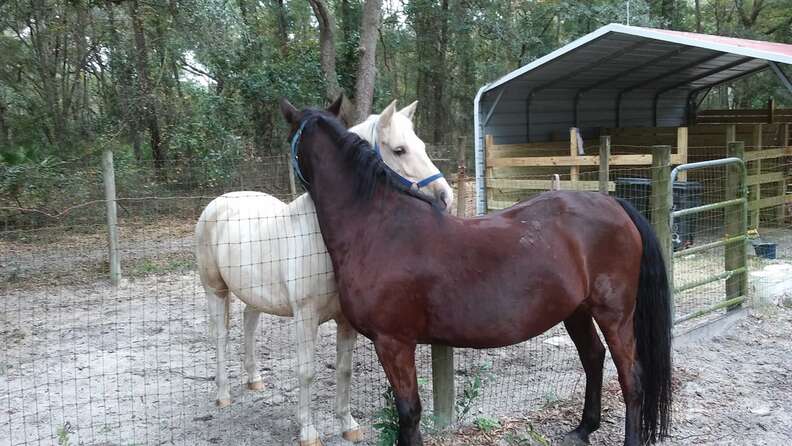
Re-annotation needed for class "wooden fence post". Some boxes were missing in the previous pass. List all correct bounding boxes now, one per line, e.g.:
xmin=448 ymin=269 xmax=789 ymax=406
xmin=455 ymin=139 xmax=467 ymax=217
xmin=598 ymin=136 xmax=610 ymax=194
xmin=102 ymin=150 xmax=121 ymax=286
xmin=287 ymin=153 xmax=298 ymax=199
xmin=749 ymin=124 xmax=763 ymax=229
xmin=650 ymin=145 xmax=673 ymax=297
xmin=431 ymin=345 xmax=455 ymax=428
xmin=569 ymin=128 xmax=580 ymax=187
xmin=778 ymin=123 xmax=790 ymax=225
xmin=676 ymin=127 xmax=688 ymax=181
xmin=726 ymin=141 xmax=747 ymax=310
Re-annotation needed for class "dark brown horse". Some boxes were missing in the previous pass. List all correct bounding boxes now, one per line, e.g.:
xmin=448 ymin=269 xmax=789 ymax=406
xmin=280 ymin=100 xmax=672 ymax=446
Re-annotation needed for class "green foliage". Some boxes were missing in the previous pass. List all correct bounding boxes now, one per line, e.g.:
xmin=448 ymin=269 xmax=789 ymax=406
xmin=56 ymin=422 xmax=74 ymax=446
xmin=473 ymin=416 xmax=500 ymax=432
xmin=456 ymin=361 xmax=493 ymax=422
xmin=373 ymin=386 xmax=400 ymax=446
xmin=1 ymin=0 xmax=790 ymax=219
xmin=503 ymin=424 xmax=550 ymax=446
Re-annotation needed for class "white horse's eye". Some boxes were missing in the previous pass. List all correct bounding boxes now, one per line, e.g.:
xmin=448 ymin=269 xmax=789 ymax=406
xmin=393 ymin=146 xmax=406 ymax=155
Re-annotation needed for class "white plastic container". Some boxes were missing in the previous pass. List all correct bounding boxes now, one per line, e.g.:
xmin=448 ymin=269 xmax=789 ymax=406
xmin=749 ymin=263 xmax=792 ymax=306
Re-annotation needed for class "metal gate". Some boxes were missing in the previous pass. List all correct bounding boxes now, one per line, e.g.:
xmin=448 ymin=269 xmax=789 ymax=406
xmin=669 ymin=157 xmax=748 ymax=324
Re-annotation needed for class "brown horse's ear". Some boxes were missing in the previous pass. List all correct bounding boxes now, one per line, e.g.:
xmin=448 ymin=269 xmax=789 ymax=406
xmin=326 ymin=95 xmax=344 ymax=117
xmin=279 ymin=97 xmax=300 ymax=125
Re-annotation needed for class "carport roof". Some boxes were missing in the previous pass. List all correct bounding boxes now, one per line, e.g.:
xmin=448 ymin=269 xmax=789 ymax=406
xmin=480 ymin=23 xmax=792 ymax=97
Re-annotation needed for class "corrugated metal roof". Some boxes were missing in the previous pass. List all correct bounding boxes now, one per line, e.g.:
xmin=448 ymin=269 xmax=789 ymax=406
xmin=482 ymin=24 xmax=792 ymax=94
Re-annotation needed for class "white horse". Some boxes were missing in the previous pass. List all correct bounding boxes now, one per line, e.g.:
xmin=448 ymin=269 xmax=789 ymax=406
xmin=195 ymin=98 xmax=453 ymax=446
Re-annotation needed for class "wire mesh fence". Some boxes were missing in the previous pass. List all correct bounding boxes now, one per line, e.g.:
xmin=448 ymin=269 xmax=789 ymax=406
xmin=1 ymin=141 xmax=790 ymax=445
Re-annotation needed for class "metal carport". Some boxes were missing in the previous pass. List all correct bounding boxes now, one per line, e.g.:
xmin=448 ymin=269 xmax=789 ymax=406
xmin=473 ymin=23 xmax=792 ymax=214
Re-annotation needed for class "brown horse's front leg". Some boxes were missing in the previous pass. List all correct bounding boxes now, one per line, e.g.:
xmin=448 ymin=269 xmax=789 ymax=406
xmin=373 ymin=336 xmax=422 ymax=446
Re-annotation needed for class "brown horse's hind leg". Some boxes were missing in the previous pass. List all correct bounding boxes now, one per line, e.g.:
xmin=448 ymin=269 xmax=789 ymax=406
xmin=561 ymin=307 xmax=605 ymax=445
xmin=593 ymin=313 xmax=642 ymax=446
xmin=373 ymin=337 xmax=422 ymax=446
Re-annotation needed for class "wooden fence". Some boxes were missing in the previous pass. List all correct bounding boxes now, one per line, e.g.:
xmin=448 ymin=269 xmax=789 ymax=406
xmin=484 ymin=123 xmax=791 ymax=227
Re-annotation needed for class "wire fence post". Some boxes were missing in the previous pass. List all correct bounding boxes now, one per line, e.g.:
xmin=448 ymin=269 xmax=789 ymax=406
xmin=431 ymin=344 xmax=455 ymax=428
xmin=726 ymin=141 xmax=747 ymax=310
xmin=101 ymin=149 xmax=121 ymax=286
xmin=650 ymin=145 xmax=673 ymax=300
xmin=599 ymin=136 xmax=610 ymax=194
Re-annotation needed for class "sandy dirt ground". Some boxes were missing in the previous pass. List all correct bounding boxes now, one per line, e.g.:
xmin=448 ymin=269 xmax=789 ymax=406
xmin=2 ymin=215 xmax=792 ymax=446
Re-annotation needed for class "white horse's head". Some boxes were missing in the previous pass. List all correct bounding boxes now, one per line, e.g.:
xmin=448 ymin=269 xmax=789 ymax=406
xmin=351 ymin=100 xmax=454 ymax=210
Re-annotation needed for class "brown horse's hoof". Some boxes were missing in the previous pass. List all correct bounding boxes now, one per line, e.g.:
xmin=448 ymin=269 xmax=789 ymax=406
xmin=215 ymin=399 xmax=231 ymax=408
xmin=561 ymin=432 xmax=590 ymax=446
xmin=247 ymin=380 xmax=265 ymax=391
xmin=342 ymin=428 xmax=363 ymax=443
xmin=298 ymin=439 xmax=323 ymax=446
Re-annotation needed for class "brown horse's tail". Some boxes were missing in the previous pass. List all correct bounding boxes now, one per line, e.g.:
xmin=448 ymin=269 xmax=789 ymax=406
xmin=615 ymin=198 xmax=673 ymax=444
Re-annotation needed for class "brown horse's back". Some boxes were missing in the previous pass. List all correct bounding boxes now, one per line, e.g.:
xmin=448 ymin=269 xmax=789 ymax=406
xmin=340 ymin=191 xmax=642 ymax=348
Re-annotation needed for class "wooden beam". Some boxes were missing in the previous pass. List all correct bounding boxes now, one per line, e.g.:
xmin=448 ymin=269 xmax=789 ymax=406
xmin=749 ymin=124 xmax=763 ymax=229
xmin=488 ymin=199 xmax=519 ymax=211
xmin=488 ymin=178 xmax=615 ymax=191
xmin=746 ymin=172 xmax=784 ymax=186
xmin=748 ymin=195 xmax=786 ymax=211
xmin=487 ymin=154 xmax=654 ymax=167
xmin=743 ymin=147 xmax=792 ymax=161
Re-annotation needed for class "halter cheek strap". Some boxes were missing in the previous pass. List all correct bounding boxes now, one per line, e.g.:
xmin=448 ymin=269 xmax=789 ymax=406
xmin=290 ymin=120 xmax=310 ymax=188
xmin=371 ymin=119 xmax=444 ymax=190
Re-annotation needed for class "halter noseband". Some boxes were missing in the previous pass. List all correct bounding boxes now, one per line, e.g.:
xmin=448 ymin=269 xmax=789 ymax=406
xmin=289 ymin=116 xmax=445 ymax=191
xmin=370 ymin=118 xmax=444 ymax=190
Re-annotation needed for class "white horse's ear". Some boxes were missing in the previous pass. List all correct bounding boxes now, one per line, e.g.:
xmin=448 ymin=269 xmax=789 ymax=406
xmin=399 ymin=101 xmax=418 ymax=121
xmin=279 ymin=98 xmax=300 ymax=125
xmin=378 ymin=100 xmax=398 ymax=134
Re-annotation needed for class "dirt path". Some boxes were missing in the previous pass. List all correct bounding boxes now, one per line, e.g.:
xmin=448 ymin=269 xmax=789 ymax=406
xmin=426 ymin=307 xmax=792 ymax=446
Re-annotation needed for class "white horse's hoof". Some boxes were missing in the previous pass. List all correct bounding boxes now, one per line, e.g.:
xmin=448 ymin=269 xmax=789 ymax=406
xmin=342 ymin=428 xmax=363 ymax=443
xmin=298 ymin=439 xmax=323 ymax=446
xmin=247 ymin=380 xmax=265 ymax=391
xmin=215 ymin=399 xmax=231 ymax=408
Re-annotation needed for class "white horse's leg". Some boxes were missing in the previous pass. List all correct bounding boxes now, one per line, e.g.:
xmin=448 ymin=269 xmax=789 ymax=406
xmin=295 ymin=310 xmax=321 ymax=446
xmin=207 ymin=289 xmax=231 ymax=407
xmin=243 ymin=305 xmax=265 ymax=390
xmin=335 ymin=318 xmax=361 ymax=442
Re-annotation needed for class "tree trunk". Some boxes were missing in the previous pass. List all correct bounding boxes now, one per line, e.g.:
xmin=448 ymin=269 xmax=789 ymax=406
xmin=0 ymin=100 xmax=9 ymax=148
xmin=129 ymin=0 xmax=164 ymax=169
xmin=129 ymin=0 xmax=165 ymax=169
xmin=694 ymin=0 xmax=702 ymax=32
xmin=308 ymin=0 xmax=343 ymax=101
xmin=413 ymin=0 xmax=449 ymax=144
xmin=274 ymin=0 xmax=289 ymax=56
xmin=352 ymin=0 xmax=383 ymax=124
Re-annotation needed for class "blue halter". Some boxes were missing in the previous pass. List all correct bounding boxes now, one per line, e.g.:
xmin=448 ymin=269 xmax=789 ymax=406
xmin=290 ymin=119 xmax=310 ymax=188
xmin=370 ymin=118 xmax=444 ymax=190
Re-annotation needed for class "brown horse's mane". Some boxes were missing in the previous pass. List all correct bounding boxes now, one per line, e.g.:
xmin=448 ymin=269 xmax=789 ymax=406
xmin=299 ymin=109 xmax=441 ymax=209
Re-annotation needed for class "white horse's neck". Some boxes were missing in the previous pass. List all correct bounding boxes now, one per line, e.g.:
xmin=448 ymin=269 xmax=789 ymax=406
xmin=349 ymin=116 xmax=379 ymax=145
